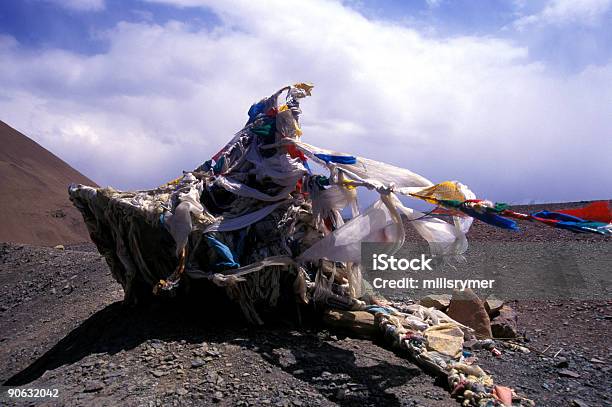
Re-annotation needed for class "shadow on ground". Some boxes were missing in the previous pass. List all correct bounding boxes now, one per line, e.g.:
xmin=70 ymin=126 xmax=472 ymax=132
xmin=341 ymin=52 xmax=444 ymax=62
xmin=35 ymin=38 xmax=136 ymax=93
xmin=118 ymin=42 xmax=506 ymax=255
xmin=3 ymin=296 xmax=429 ymax=406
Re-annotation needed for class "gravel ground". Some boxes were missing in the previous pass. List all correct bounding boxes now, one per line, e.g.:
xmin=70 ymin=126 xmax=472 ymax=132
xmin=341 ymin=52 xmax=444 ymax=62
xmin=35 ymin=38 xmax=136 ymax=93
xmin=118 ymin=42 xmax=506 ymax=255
xmin=0 ymin=243 xmax=454 ymax=407
xmin=1 ymin=203 xmax=611 ymax=407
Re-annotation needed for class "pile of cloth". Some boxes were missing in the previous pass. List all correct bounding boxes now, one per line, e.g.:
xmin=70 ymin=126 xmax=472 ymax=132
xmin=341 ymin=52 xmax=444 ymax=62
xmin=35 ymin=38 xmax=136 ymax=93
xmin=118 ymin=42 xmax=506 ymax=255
xmin=69 ymin=83 xmax=602 ymax=406
xmin=69 ymin=83 xmax=478 ymax=322
xmin=371 ymin=303 xmax=533 ymax=406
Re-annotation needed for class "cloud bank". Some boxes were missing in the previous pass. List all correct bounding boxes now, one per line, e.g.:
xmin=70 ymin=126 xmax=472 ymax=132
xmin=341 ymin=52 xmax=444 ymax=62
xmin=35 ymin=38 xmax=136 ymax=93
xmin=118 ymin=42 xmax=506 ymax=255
xmin=0 ymin=0 xmax=610 ymax=203
xmin=514 ymin=0 xmax=611 ymax=30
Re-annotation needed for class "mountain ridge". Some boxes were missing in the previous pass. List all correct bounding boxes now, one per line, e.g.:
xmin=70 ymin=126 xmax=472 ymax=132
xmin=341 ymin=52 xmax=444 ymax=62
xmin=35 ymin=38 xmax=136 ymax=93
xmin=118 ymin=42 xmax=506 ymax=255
xmin=0 ymin=120 xmax=96 ymax=245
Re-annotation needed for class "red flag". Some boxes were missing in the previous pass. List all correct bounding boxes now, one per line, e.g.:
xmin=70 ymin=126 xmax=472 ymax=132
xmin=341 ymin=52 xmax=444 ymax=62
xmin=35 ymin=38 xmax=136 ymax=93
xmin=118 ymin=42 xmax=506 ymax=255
xmin=556 ymin=201 xmax=612 ymax=223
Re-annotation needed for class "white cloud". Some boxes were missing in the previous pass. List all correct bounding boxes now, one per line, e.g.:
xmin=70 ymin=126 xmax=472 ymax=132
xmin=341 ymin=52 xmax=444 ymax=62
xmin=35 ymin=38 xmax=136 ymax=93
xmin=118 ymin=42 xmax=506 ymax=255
xmin=41 ymin=0 xmax=105 ymax=12
xmin=0 ymin=0 xmax=610 ymax=203
xmin=514 ymin=0 xmax=611 ymax=30
xmin=425 ymin=0 xmax=443 ymax=8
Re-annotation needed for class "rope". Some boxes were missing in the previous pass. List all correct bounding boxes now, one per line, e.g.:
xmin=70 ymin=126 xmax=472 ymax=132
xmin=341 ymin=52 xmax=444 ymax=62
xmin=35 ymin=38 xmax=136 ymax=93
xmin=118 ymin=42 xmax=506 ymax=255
xmin=403 ymin=206 xmax=440 ymax=222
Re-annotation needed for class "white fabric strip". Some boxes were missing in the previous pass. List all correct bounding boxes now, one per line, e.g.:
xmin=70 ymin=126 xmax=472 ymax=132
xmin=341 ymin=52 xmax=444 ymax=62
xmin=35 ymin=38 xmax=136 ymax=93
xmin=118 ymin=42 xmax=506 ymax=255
xmin=294 ymin=141 xmax=434 ymax=188
xmin=186 ymin=255 xmax=295 ymax=280
xmin=215 ymin=175 xmax=295 ymax=202
xmin=204 ymin=200 xmax=287 ymax=233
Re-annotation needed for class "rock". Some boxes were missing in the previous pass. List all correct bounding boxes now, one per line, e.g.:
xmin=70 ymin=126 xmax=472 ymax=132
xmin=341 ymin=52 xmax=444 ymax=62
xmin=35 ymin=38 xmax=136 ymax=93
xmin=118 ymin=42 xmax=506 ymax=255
xmin=191 ymin=358 xmax=205 ymax=368
xmin=81 ymin=359 xmax=96 ymax=368
xmin=559 ymin=369 xmax=581 ymax=378
xmin=213 ymin=391 xmax=224 ymax=402
xmin=490 ymin=305 xmax=518 ymax=338
xmin=590 ymin=358 xmax=605 ymax=364
xmin=419 ymin=294 xmax=451 ymax=310
xmin=151 ymin=370 xmax=165 ymax=378
xmin=275 ymin=398 xmax=289 ymax=407
xmin=446 ymin=288 xmax=492 ymax=338
xmin=54 ymin=244 xmax=65 ymax=250
xmin=484 ymin=296 xmax=504 ymax=317
xmin=322 ymin=310 xmax=376 ymax=338
xmin=83 ymin=380 xmax=104 ymax=393
xmin=572 ymin=399 xmax=589 ymax=407
xmin=555 ymin=357 xmax=569 ymax=368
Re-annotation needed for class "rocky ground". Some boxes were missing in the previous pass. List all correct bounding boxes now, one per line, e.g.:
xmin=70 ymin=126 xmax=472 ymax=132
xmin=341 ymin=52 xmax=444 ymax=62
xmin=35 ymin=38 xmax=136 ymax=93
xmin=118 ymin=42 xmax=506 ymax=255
xmin=0 ymin=205 xmax=611 ymax=407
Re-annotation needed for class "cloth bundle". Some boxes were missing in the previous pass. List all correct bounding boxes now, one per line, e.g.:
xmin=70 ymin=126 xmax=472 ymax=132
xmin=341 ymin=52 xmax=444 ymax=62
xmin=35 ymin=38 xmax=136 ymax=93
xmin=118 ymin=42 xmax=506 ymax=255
xmin=67 ymin=83 xmax=554 ymax=406
xmin=370 ymin=303 xmax=534 ymax=406
xmin=69 ymin=83 xmax=476 ymax=323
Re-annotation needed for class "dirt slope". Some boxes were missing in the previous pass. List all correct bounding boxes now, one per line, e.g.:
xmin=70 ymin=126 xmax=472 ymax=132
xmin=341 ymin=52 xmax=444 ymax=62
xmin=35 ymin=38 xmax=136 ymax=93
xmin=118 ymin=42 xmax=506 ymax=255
xmin=0 ymin=121 xmax=96 ymax=246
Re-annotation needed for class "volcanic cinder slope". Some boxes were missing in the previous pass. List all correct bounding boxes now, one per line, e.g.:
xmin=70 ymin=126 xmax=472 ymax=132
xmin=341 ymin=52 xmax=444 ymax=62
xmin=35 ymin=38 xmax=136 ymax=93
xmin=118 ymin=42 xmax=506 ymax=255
xmin=0 ymin=121 xmax=96 ymax=246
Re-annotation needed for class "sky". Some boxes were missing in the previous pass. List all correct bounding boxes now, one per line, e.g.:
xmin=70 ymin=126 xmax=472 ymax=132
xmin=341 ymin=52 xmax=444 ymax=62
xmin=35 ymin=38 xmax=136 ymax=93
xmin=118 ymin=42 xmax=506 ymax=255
xmin=0 ymin=0 xmax=611 ymax=204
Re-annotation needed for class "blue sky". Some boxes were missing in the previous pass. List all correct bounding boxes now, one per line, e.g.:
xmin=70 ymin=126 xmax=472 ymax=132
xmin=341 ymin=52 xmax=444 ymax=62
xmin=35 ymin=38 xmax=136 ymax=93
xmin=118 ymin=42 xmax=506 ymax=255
xmin=0 ymin=0 xmax=219 ymax=54
xmin=0 ymin=0 xmax=611 ymax=203
xmin=3 ymin=1 xmax=610 ymax=71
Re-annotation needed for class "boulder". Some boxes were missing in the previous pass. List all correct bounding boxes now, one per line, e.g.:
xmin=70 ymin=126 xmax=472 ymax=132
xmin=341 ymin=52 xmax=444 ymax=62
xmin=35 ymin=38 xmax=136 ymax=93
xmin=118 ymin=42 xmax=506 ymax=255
xmin=419 ymin=294 xmax=452 ymax=311
xmin=491 ymin=305 xmax=519 ymax=338
xmin=322 ymin=310 xmax=376 ymax=338
xmin=484 ymin=295 xmax=504 ymax=317
xmin=446 ymin=288 xmax=492 ymax=339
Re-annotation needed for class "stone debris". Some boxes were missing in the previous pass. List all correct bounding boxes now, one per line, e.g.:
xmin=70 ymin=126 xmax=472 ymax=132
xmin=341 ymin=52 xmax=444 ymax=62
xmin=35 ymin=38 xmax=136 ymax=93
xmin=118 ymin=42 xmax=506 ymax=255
xmin=419 ymin=294 xmax=451 ymax=311
xmin=491 ymin=305 xmax=519 ymax=338
xmin=558 ymin=369 xmax=581 ymax=379
xmin=446 ymin=288 xmax=492 ymax=339
xmin=83 ymin=380 xmax=105 ymax=393
xmin=484 ymin=295 xmax=504 ymax=317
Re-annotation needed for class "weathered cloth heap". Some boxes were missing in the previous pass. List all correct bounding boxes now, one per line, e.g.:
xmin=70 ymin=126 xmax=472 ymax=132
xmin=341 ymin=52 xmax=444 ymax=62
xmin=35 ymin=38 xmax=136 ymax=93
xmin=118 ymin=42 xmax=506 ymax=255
xmin=69 ymin=83 xmax=475 ymax=322
xmin=69 ymin=84 xmax=535 ymax=405
xmin=370 ymin=304 xmax=533 ymax=406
